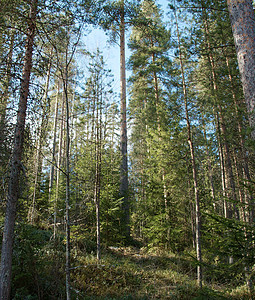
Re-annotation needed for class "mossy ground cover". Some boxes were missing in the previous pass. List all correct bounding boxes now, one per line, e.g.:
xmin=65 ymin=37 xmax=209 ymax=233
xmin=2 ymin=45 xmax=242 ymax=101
xmin=71 ymin=246 xmax=253 ymax=299
xmin=7 ymin=225 xmax=254 ymax=299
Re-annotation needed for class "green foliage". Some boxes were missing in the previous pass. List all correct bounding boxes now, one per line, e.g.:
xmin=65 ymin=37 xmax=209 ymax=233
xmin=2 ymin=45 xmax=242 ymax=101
xmin=71 ymin=246 xmax=239 ymax=299
xmin=2 ymin=223 xmax=254 ymax=299
xmin=11 ymin=224 xmax=65 ymax=299
xmin=1 ymin=0 xmax=255 ymax=298
xmin=201 ymin=211 xmax=255 ymax=286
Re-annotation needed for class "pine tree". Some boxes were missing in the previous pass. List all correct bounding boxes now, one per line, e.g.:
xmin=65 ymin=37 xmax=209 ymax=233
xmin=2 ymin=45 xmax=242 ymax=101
xmin=98 ymin=0 xmax=141 ymax=240
xmin=227 ymin=0 xmax=255 ymax=140
xmin=0 ymin=1 xmax=38 ymax=298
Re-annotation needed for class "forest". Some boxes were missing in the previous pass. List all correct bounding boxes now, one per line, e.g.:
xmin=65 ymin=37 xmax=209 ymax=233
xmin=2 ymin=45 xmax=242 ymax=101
xmin=0 ymin=0 xmax=255 ymax=299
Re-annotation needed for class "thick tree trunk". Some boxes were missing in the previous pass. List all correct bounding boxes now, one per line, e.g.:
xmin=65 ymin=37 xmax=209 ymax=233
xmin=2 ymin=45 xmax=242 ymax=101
xmin=227 ymin=0 xmax=255 ymax=139
xmin=120 ymin=1 xmax=130 ymax=239
xmin=0 ymin=1 xmax=37 ymax=299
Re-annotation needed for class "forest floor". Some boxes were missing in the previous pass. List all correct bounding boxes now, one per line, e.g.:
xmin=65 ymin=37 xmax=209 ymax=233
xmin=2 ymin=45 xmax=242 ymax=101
xmin=10 ymin=225 xmax=253 ymax=299
xmin=72 ymin=245 xmax=253 ymax=300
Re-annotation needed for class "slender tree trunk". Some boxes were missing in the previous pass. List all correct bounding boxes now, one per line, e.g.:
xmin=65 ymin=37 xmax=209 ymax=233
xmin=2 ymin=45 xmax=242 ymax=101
xmin=218 ymin=106 xmax=239 ymax=220
xmin=54 ymin=92 xmax=65 ymax=238
xmin=233 ymin=152 xmax=253 ymax=292
xmin=0 ymin=1 xmax=37 ymax=299
xmin=94 ymin=91 xmax=102 ymax=260
xmin=202 ymin=12 xmax=239 ymax=220
xmin=29 ymin=133 xmax=40 ymax=223
xmin=233 ymin=153 xmax=247 ymax=222
xmin=120 ymin=0 xmax=130 ymax=239
xmin=63 ymin=67 xmax=71 ymax=300
xmin=222 ymin=46 xmax=254 ymax=223
xmin=202 ymin=6 xmax=253 ymax=276
xmin=215 ymin=111 xmax=228 ymax=217
xmin=0 ymin=26 xmax=14 ymax=143
xmin=227 ymin=0 xmax=255 ymax=139
xmin=174 ymin=9 xmax=202 ymax=287
xmin=30 ymin=51 xmax=52 ymax=223
xmin=48 ymin=81 xmax=60 ymax=202
xmin=152 ymin=51 xmax=160 ymax=131
xmin=202 ymin=119 xmax=216 ymax=209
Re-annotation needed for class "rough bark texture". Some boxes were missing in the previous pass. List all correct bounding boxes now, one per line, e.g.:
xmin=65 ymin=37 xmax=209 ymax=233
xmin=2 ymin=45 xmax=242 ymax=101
xmin=63 ymin=69 xmax=71 ymax=300
xmin=227 ymin=0 xmax=255 ymax=139
xmin=0 ymin=1 xmax=37 ymax=299
xmin=120 ymin=1 xmax=130 ymax=239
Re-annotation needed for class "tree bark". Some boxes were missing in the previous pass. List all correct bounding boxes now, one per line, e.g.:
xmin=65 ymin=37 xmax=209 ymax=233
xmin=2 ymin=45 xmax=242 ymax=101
xmin=0 ymin=1 xmax=37 ymax=299
xmin=63 ymin=71 xmax=71 ymax=300
xmin=227 ymin=0 xmax=255 ymax=139
xmin=94 ymin=87 xmax=102 ymax=260
xmin=120 ymin=0 xmax=130 ymax=239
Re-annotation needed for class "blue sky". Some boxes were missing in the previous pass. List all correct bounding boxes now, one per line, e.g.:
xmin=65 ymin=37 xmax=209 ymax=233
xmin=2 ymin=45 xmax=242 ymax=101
xmin=81 ymin=0 xmax=169 ymax=96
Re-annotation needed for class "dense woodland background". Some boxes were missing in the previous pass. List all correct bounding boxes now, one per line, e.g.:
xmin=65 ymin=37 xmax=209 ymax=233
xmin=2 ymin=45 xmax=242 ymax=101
xmin=0 ymin=0 xmax=255 ymax=299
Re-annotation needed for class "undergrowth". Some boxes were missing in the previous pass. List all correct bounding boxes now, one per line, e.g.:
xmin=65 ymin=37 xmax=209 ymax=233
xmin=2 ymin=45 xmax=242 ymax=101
xmin=6 ymin=225 xmax=255 ymax=299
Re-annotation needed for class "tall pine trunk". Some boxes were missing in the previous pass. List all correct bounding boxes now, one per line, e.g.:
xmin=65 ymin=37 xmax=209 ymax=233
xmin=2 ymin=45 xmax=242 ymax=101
xmin=0 ymin=1 xmax=37 ymax=298
xmin=120 ymin=0 xmax=130 ymax=239
xmin=63 ymin=70 xmax=71 ymax=300
xmin=95 ymin=89 xmax=102 ymax=261
xmin=227 ymin=0 xmax=255 ymax=139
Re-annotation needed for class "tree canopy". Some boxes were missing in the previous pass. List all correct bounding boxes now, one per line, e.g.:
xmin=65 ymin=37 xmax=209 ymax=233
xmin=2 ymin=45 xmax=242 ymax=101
xmin=0 ymin=0 xmax=255 ymax=298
